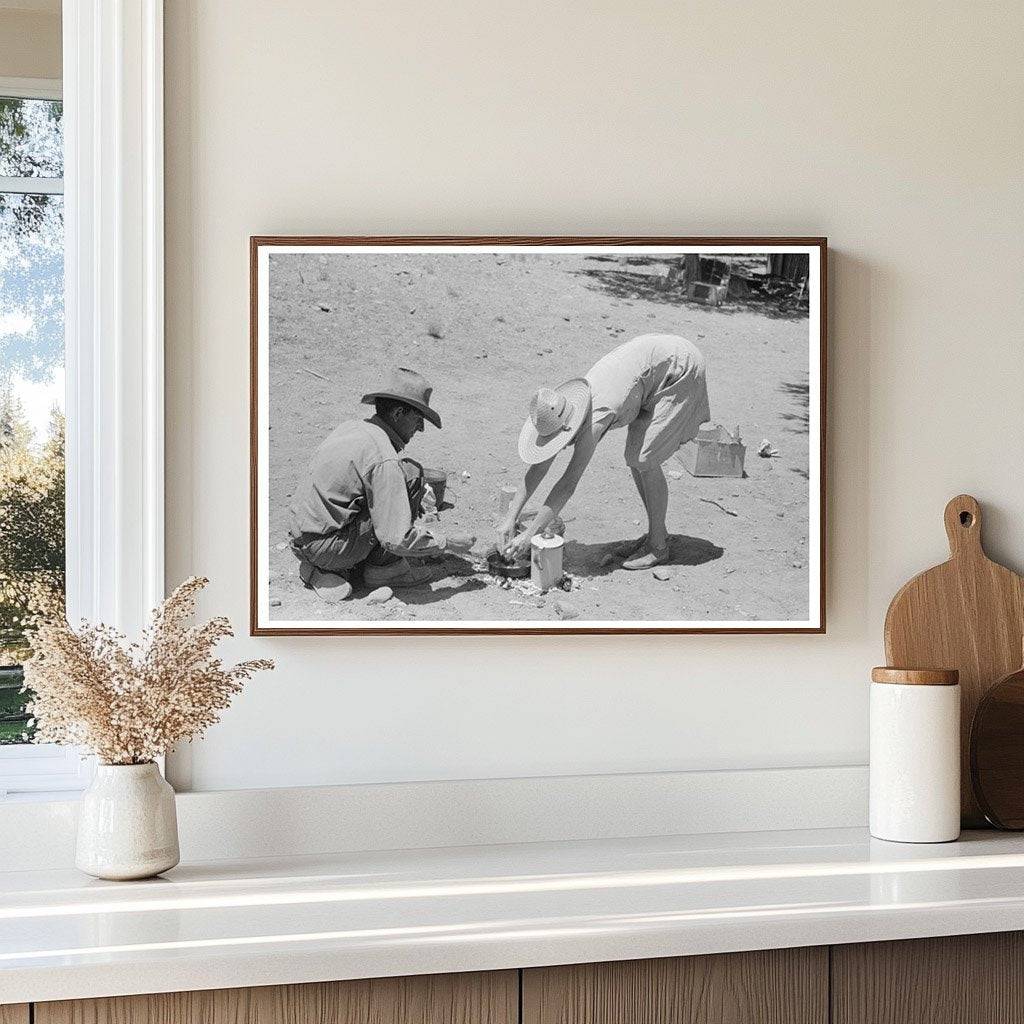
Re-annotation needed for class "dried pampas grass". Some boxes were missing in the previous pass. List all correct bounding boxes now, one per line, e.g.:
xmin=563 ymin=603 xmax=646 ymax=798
xmin=23 ymin=576 xmax=273 ymax=765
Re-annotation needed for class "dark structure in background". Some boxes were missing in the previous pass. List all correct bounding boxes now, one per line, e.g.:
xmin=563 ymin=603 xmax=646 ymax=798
xmin=664 ymin=253 xmax=811 ymax=308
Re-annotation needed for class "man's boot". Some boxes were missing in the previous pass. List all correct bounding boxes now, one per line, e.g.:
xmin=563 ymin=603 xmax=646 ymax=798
xmin=363 ymin=558 xmax=434 ymax=589
xmin=298 ymin=560 xmax=353 ymax=602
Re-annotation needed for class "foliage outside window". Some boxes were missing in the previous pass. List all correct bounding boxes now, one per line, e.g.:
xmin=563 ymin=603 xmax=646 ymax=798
xmin=0 ymin=95 xmax=65 ymax=745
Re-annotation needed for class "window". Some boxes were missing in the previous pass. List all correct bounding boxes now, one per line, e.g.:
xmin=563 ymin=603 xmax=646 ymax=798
xmin=0 ymin=80 xmax=83 ymax=796
xmin=0 ymin=4 xmax=166 ymax=797
xmin=0 ymin=89 xmax=65 ymax=733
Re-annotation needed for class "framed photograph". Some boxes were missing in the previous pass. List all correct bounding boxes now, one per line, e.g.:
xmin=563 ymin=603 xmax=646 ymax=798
xmin=251 ymin=237 xmax=826 ymax=635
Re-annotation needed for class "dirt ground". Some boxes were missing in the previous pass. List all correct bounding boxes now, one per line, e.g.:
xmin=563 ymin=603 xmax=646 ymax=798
xmin=265 ymin=252 xmax=814 ymax=625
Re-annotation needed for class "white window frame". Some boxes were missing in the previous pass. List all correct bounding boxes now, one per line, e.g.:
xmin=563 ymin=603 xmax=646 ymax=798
xmin=0 ymin=0 xmax=164 ymax=799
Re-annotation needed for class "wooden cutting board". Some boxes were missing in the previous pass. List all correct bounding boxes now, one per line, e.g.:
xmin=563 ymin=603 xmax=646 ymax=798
xmin=884 ymin=494 xmax=1024 ymax=826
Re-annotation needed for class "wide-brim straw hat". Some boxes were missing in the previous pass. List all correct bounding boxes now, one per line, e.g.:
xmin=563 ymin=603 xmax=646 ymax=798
xmin=517 ymin=378 xmax=591 ymax=465
xmin=361 ymin=366 xmax=442 ymax=428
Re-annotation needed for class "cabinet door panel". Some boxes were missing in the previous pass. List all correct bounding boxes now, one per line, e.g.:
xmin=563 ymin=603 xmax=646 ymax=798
xmin=36 ymin=970 xmax=517 ymax=1024
xmin=0 ymin=1006 xmax=29 ymax=1024
xmin=523 ymin=948 xmax=827 ymax=1024
xmin=832 ymin=932 xmax=1024 ymax=1024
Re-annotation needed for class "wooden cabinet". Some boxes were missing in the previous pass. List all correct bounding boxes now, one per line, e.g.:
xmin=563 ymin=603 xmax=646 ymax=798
xmin=34 ymin=971 xmax=517 ymax=1024
xmin=832 ymin=932 xmax=1024 ymax=1024
xmin=23 ymin=932 xmax=1024 ymax=1024
xmin=522 ymin=948 xmax=827 ymax=1024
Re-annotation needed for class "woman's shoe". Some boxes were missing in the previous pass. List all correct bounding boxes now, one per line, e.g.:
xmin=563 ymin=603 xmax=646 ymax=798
xmin=622 ymin=544 xmax=671 ymax=571
xmin=609 ymin=535 xmax=648 ymax=558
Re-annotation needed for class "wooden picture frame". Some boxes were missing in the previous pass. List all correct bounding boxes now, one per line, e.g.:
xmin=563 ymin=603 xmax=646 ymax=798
xmin=251 ymin=236 xmax=827 ymax=635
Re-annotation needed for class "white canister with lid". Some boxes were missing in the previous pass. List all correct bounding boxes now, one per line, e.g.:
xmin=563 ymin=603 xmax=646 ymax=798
xmin=869 ymin=666 xmax=961 ymax=843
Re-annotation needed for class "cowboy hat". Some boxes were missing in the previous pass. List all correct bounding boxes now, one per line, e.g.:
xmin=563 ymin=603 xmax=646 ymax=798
xmin=362 ymin=367 xmax=442 ymax=428
xmin=517 ymin=378 xmax=591 ymax=464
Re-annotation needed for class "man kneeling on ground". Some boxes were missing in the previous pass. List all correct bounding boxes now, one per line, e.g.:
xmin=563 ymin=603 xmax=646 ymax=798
xmin=289 ymin=367 xmax=450 ymax=602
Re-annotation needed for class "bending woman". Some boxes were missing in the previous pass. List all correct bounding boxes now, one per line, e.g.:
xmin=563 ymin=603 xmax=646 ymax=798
xmin=497 ymin=333 xmax=710 ymax=570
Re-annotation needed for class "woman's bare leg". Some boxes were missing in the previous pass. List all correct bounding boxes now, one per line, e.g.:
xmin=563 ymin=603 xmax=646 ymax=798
xmin=622 ymin=465 xmax=670 ymax=569
xmin=630 ymin=467 xmax=650 ymax=521
xmin=640 ymin=465 xmax=669 ymax=550
xmin=611 ymin=469 xmax=651 ymax=556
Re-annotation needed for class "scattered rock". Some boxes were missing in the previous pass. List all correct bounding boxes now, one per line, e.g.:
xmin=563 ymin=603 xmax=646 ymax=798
xmin=652 ymin=568 xmax=672 ymax=581
xmin=275 ymin=541 xmax=288 ymax=551
xmin=758 ymin=439 xmax=781 ymax=458
xmin=426 ymin=323 xmax=444 ymax=339
xmin=554 ymin=600 xmax=579 ymax=620
xmin=776 ymin=511 xmax=786 ymax=518
xmin=365 ymin=586 xmax=393 ymax=604
xmin=667 ymin=469 xmax=683 ymax=480
xmin=632 ymin=519 xmax=641 ymax=526
xmin=269 ymin=598 xmax=281 ymax=607
xmin=317 ymin=303 xmax=331 ymax=312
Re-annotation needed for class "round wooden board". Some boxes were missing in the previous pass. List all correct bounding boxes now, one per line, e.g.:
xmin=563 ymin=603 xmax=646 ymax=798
xmin=970 ymin=664 xmax=1024 ymax=829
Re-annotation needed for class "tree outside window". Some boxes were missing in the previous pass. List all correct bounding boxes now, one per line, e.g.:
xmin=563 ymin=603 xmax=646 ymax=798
xmin=0 ymin=94 xmax=65 ymax=745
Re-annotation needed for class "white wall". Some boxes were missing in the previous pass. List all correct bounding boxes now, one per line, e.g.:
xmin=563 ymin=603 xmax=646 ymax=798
xmin=164 ymin=1 xmax=1024 ymax=792
xmin=0 ymin=5 xmax=61 ymax=80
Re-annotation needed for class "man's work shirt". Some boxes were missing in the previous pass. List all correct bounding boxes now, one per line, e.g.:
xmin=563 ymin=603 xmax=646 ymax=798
xmin=289 ymin=415 xmax=445 ymax=557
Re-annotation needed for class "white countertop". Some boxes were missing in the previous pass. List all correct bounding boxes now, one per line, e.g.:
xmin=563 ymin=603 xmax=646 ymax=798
xmin=4 ymin=826 xmax=1024 ymax=1004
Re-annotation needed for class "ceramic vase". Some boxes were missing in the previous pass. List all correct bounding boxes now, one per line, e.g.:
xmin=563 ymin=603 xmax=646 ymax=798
xmin=76 ymin=762 xmax=180 ymax=880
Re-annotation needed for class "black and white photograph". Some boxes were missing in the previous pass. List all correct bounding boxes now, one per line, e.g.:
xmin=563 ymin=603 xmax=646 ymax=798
xmin=251 ymin=238 xmax=825 ymax=634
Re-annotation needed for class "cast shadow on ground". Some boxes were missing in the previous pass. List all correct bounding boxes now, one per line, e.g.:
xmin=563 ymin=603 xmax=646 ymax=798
xmin=384 ymin=555 xmax=489 ymax=606
xmin=779 ymin=380 xmax=810 ymax=434
xmin=564 ymin=533 xmax=724 ymax=578
xmin=572 ymin=256 xmax=810 ymax=323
